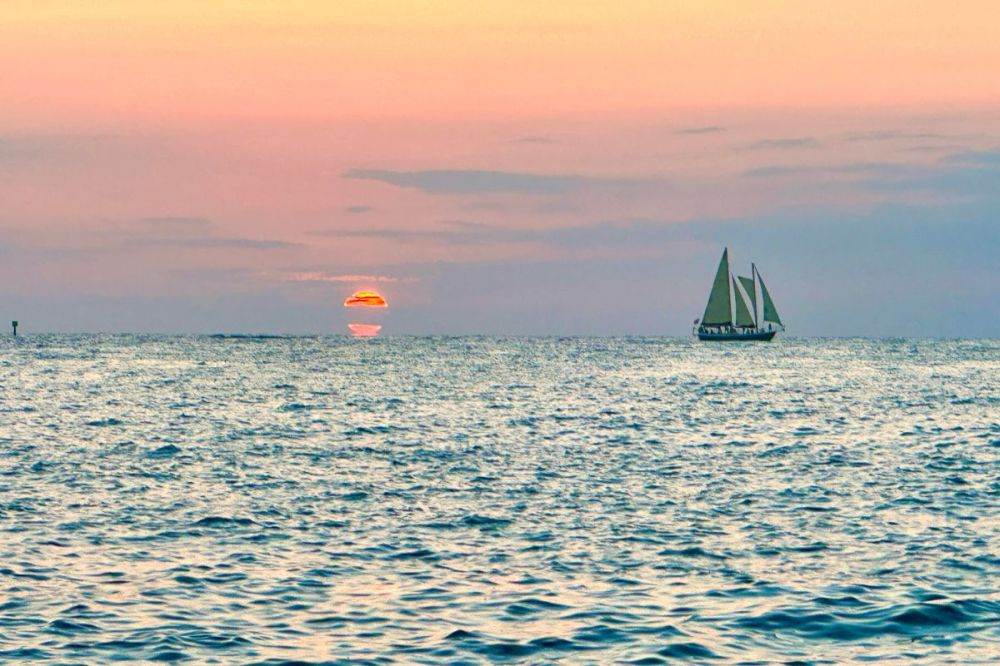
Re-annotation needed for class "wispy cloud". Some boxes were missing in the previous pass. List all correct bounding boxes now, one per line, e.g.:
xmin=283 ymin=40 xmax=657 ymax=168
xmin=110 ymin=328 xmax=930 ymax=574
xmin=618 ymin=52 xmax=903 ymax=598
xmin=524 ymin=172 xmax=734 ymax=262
xmin=861 ymin=149 xmax=1000 ymax=199
xmin=137 ymin=216 xmax=212 ymax=228
xmin=0 ymin=136 xmax=47 ymax=163
xmin=312 ymin=206 xmax=1000 ymax=279
xmin=166 ymin=266 xmax=257 ymax=281
xmin=0 ymin=132 xmax=163 ymax=167
xmin=943 ymin=148 xmax=1000 ymax=166
xmin=676 ymin=125 xmax=724 ymax=135
xmin=845 ymin=130 xmax=952 ymax=143
xmin=510 ymin=135 xmax=557 ymax=144
xmin=342 ymin=168 xmax=586 ymax=194
xmin=0 ymin=133 xmax=100 ymax=163
xmin=344 ymin=205 xmax=373 ymax=214
xmin=315 ymin=219 xmax=658 ymax=247
xmin=282 ymin=272 xmax=403 ymax=283
xmin=741 ymin=149 xmax=1000 ymax=202
xmin=119 ymin=216 xmax=300 ymax=249
xmin=746 ymin=137 xmax=820 ymax=150
xmin=902 ymin=144 xmax=970 ymax=154
xmin=137 ymin=237 xmax=302 ymax=249
xmin=314 ymin=227 xmax=476 ymax=243
xmin=314 ymin=219 xmax=552 ymax=245
xmin=742 ymin=165 xmax=801 ymax=178
xmin=743 ymin=162 xmax=909 ymax=178
xmin=438 ymin=219 xmax=490 ymax=230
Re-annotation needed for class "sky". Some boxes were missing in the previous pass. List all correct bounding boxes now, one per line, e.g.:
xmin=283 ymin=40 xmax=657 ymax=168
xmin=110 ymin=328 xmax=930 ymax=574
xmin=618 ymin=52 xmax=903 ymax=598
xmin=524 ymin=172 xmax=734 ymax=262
xmin=2 ymin=1 xmax=999 ymax=336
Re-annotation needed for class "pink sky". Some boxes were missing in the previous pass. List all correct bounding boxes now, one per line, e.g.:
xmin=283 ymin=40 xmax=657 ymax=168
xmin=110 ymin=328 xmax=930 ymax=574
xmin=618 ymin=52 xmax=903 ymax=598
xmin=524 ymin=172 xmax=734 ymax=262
xmin=4 ymin=2 xmax=999 ymax=123
xmin=1 ymin=2 xmax=999 ymax=334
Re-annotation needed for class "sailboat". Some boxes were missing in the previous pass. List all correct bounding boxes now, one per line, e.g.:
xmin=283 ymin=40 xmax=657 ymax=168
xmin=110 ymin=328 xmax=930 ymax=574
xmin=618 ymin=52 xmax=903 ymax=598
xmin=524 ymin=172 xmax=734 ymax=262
xmin=695 ymin=248 xmax=784 ymax=341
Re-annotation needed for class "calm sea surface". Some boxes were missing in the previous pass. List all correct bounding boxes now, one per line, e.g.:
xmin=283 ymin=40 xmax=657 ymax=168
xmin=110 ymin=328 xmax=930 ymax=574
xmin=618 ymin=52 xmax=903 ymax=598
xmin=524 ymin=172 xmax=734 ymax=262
xmin=1 ymin=335 xmax=998 ymax=664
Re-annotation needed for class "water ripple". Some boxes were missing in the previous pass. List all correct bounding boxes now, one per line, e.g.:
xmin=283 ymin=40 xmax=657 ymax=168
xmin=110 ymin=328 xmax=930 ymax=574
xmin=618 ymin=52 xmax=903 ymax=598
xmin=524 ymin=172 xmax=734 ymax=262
xmin=1 ymin=336 xmax=998 ymax=662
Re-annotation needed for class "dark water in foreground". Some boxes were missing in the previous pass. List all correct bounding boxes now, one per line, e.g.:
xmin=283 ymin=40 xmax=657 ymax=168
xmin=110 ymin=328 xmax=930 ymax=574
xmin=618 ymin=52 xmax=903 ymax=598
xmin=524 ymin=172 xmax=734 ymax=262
xmin=1 ymin=336 xmax=998 ymax=664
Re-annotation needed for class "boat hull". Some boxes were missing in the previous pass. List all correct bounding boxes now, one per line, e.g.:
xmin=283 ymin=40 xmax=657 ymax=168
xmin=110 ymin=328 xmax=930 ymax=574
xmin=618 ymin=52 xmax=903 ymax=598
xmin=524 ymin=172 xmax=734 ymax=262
xmin=697 ymin=329 xmax=776 ymax=342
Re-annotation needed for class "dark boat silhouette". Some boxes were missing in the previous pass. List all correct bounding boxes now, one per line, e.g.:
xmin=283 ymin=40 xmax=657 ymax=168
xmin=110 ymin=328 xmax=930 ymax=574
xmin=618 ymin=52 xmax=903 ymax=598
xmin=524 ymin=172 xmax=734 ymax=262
xmin=695 ymin=248 xmax=784 ymax=341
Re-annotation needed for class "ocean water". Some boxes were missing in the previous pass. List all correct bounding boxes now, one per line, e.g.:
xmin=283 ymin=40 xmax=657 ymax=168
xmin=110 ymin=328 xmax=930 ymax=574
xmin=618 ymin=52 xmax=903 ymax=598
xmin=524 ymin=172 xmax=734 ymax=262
xmin=1 ymin=335 xmax=998 ymax=664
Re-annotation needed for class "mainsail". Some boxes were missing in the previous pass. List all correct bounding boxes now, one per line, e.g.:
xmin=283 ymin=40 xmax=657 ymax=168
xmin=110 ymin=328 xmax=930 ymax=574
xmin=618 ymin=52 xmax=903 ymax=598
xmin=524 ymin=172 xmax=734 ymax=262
xmin=758 ymin=271 xmax=782 ymax=326
xmin=733 ymin=278 xmax=755 ymax=327
xmin=701 ymin=248 xmax=732 ymax=326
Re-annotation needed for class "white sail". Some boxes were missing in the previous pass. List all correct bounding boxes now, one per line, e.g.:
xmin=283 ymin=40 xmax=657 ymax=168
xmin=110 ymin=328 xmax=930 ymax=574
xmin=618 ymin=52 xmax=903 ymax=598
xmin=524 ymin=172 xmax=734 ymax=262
xmin=733 ymin=277 xmax=755 ymax=327
xmin=737 ymin=275 xmax=756 ymax=314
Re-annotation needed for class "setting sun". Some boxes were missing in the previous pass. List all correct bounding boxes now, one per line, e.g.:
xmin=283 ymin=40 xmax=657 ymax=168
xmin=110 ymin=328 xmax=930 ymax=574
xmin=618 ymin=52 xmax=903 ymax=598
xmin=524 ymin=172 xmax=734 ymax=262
xmin=343 ymin=291 xmax=388 ymax=308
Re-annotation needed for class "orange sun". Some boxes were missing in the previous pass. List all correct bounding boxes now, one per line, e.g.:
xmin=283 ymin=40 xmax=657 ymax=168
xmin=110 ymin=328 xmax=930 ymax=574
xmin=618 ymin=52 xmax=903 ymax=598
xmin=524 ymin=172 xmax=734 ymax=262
xmin=343 ymin=290 xmax=388 ymax=308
